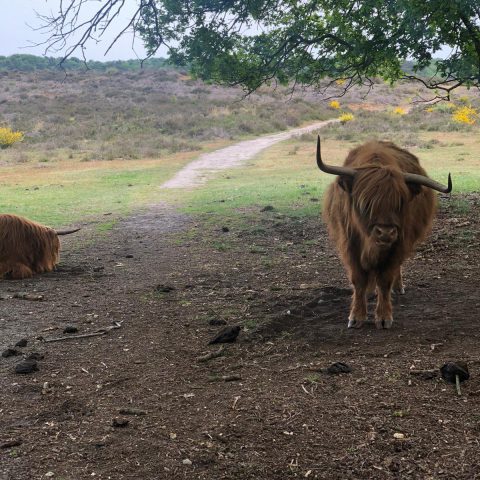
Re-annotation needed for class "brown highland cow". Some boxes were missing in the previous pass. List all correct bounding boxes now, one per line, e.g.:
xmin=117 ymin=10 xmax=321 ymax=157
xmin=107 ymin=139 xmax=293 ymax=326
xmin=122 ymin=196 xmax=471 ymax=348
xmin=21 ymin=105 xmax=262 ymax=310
xmin=0 ymin=214 xmax=80 ymax=279
xmin=317 ymin=137 xmax=451 ymax=329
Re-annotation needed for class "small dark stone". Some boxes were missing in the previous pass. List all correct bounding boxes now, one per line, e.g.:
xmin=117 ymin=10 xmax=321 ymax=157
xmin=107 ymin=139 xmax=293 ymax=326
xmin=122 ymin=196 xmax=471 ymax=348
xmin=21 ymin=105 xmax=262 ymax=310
xmin=326 ymin=362 xmax=352 ymax=375
xmin=261 ymin=205 xmax=275 ymax=212
xmin=209 ymin=318 xmax=227 ymax=326
xmin=93 ymin=266 xmax=104 ymax=272
xmin=125 ymin=254 xmax=134 ymax=258
xmin=2 ymin=348 xmax=20 ymax=358
xmin=222 ymin=226 xmax=230 ymax=232
xmin=440 ymin=361 xmax=469 ymax=383
xmin=112 ymin=418 xmax=129 ymax=428
xmin=209 ymin=325 xmax=241 ymax=344
xmin=26 ymin=352 xmax=44 ymax=361
xmin=63 ymin=325 xmax=79 ymax=334
xmin=155 ymin=284 xmax=175 ymax=293
xmin=15 ymin=359 xmax=38 ymax=374
xmin=15 ymin=339 xmax=28 ymax=348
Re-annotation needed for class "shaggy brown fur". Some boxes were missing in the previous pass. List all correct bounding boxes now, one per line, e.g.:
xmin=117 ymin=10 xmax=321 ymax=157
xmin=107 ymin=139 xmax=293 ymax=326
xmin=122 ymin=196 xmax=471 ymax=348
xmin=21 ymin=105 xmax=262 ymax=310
xmin=0 ymin=214 xmax=60 ymax=279
xmin=323 ymin=141 xmax=436 ymax=329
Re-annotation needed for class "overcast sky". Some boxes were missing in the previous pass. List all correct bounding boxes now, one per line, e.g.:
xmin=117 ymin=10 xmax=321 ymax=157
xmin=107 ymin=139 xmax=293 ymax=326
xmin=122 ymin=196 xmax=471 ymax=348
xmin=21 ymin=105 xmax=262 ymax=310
xmin=0 ymin=0 xmax=167 ymax=61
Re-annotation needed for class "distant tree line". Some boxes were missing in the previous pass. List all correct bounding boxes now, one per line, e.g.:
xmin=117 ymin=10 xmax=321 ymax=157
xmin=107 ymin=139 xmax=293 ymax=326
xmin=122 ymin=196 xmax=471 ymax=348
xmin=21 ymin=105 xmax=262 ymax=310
xmin=0 ymin=55 xmax=441 ymax=79
xmin=0 ymin=54 xmax=169 ymax=72
xmin=401 ymin=60 xmax=441 ymax=79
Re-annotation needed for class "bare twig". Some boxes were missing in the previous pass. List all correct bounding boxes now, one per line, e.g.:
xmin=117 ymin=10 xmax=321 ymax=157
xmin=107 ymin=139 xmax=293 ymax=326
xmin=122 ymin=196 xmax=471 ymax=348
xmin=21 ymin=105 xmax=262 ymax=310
xmin=44 ymin=321 xmax=122 ymax=343
xmin=196 ymin=346 xmax=225 ymax=363
xmin=456 ymin=374 xmax=462 ymax=396
xmin=0 ymin=439 xmax=22 ymax=449
xmin=119 ymin=408 xmax=147 ymax=416
xmin=13 ymin=292 xmax=44 ymax=301
xmin=209 ymin=374 xmax=242 ymax=382
xmin=409 ymin=369 xmax=438 ymax=375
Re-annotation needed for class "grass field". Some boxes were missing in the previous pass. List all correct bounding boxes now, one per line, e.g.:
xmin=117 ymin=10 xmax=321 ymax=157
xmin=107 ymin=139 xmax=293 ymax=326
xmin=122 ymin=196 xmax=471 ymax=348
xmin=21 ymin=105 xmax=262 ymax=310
xmin=0 ymin=151 xmax=198 ymax=226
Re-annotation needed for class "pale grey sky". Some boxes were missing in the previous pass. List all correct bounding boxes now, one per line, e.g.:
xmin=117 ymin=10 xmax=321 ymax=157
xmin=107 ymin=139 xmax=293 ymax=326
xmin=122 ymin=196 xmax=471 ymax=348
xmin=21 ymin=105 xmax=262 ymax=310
xmin=0 ymin=0 xmax=167 ymax=60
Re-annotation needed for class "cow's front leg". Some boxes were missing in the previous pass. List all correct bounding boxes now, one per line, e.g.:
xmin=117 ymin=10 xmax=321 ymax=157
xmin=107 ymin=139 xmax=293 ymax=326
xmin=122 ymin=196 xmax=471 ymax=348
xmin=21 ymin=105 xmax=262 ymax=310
xmin=393 ymin=268 xmax=405 ymax=295
xmin=375 ymin=273 xmax=394 ymax=329
xmin=348 ymin=271 xmax=369 ymax=329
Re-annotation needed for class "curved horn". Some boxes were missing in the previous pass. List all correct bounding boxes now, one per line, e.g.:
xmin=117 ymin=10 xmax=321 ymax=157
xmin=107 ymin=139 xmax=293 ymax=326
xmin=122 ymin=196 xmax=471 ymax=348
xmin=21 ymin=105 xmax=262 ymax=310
xmin=55 ymin=227 xmax=81 ymax=236
xmin=316 ymin=136 xmax=356 ymax=177
xmin=403 ymin=172 xmax=452 ymax=194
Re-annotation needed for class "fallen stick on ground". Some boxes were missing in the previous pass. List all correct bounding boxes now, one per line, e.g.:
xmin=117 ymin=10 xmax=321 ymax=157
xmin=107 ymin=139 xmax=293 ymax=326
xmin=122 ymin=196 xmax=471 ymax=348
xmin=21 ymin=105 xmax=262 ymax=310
xmin=196 ymin=346 xmax=225 ymax=363
xmin=409 ymin=369 xmax=438 ymax=375
xmin=13 ymin=292 xmax=44 ymax=301
xmin=44 ymin=322 xmax=123 ymax=343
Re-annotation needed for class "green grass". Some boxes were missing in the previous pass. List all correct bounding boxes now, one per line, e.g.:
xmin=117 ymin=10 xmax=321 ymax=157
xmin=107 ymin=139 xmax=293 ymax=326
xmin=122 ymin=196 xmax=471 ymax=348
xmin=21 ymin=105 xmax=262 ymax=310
xmin=0 ymin=155 xmax=193 ymax=227
xmin=96 ymin=220 xmax=117 ymax=233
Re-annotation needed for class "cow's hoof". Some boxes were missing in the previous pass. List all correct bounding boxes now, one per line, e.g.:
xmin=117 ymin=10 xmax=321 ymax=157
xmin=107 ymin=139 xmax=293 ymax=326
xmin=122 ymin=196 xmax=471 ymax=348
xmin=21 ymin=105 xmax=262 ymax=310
xmin=393 ymin=287 xmax=405 ymax=295
xmin=347 ymin=318 xmax=364 ymax=329
xmin=375 ymin=318 xmax=393 ymax=329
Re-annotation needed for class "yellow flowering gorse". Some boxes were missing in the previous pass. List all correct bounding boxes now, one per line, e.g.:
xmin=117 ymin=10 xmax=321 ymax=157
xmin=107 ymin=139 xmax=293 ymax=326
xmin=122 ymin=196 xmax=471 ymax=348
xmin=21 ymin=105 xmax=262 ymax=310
xmin=0 ymin=127 xmax=24 ymax=148
xmin=339 ymin=113 xmax=354 ymax=124
xmin=329 ymin=100 xmax=341 ymax=109
xmin=452 ymin=106 xmax=478 ymax=125
xmin=393 ymin=107 xmax=407 ymax=115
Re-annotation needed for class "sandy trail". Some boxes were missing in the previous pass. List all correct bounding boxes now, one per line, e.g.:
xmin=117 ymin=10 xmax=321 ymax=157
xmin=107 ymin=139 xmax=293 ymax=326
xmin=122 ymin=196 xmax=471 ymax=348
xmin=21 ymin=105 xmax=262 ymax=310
xmin=161 ymin=119 xmax=338 ymax=188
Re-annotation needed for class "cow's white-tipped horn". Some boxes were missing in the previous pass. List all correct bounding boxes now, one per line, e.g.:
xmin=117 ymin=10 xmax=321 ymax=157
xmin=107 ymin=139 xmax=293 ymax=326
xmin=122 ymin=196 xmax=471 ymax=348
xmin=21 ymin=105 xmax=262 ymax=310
xmin=55 ymin=227 xmax=81 ymax=236
xmin=403 ymin=172 xmax=452 ymax=194
xmin=316 ymin=136 xmax=356 ymax=177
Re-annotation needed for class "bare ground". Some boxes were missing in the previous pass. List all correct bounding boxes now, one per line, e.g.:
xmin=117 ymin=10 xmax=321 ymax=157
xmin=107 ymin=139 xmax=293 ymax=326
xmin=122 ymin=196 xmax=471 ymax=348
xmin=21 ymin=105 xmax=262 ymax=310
xmin=1 ymin=193 xmax=479 ymax=480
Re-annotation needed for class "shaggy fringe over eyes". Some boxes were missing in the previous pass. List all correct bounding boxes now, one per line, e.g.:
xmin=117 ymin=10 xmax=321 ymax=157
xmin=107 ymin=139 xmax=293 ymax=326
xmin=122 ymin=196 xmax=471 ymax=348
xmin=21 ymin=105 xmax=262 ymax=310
xmin=353 ymin=167 xmax=409 ymax=219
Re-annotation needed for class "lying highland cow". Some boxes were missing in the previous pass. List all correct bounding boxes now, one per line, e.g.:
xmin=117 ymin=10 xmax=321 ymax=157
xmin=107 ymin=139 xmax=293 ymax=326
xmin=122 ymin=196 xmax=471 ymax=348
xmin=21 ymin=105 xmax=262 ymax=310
xmin=0 ymin=214 xmax=80 ymax=279
xmin=317 ymin=136 xmax=451 ymax=329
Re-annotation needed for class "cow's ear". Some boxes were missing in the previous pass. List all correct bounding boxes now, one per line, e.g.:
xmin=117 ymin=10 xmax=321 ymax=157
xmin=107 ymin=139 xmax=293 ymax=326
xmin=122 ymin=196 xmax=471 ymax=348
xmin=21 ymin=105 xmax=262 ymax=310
xmin=406 ymin=182 xmax=422 ymax=197
xmin=337 ymin=175 xmax=354 ymax=193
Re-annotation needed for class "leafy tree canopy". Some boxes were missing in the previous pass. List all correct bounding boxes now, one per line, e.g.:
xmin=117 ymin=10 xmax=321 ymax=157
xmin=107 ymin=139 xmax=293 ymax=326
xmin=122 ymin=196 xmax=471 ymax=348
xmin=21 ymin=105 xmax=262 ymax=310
xmin=41 ymin=0 xmax=480 ymax=100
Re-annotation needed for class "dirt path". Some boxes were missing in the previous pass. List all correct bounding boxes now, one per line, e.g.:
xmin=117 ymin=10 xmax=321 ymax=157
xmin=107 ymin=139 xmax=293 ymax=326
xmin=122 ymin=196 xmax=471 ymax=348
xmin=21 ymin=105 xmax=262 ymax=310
xmin=161 ymin=119 xmax=338 ymax=188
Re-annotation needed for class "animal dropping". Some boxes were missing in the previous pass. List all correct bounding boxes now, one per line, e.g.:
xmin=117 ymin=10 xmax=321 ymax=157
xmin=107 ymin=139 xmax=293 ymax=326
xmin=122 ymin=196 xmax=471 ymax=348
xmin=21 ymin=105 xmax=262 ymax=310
xmin=0 ymin=214 xmax=80 ymax=279
xmin=316 ymin=136 xmax=451 ymax=329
